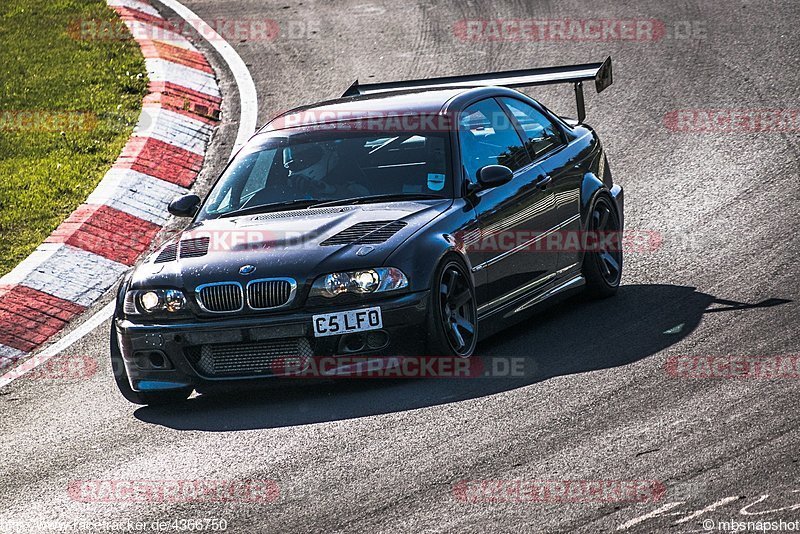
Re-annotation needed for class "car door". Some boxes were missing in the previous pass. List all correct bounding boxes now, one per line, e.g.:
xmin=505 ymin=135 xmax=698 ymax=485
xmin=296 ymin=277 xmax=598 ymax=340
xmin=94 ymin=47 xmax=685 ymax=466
xmin=499 ymin=97 xmax=581 ymax=274
xmin=458 ymin=98 xmax=559 ymax=313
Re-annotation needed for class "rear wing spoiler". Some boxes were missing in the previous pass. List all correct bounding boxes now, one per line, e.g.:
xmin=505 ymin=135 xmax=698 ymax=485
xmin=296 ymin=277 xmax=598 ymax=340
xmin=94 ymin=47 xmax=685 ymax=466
xmin=342 ymin=56 xmax=612 ymax=123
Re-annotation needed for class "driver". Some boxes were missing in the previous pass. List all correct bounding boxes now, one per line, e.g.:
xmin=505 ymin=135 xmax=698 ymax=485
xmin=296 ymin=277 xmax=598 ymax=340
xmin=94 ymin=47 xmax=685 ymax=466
xmin=284 ymin=142 xmax=369 ymax=198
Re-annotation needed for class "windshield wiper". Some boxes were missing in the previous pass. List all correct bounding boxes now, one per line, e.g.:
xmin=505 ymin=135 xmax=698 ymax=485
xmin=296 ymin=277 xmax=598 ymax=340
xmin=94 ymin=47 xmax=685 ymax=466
xmin=217 ymin=199 xmax=322 ymax=219
xmin=310 ymin=193 xmax=444 ymax=209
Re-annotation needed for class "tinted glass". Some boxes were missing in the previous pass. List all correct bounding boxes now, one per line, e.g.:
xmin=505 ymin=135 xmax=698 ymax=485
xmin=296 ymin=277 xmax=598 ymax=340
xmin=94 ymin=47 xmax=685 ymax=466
xmin=458 ymin=99 xmax=531 ymax=182
xmin=199 ymin=129 xmax=451 ymax=219
xmin=500 ymin=97 xmax=564 ymax=159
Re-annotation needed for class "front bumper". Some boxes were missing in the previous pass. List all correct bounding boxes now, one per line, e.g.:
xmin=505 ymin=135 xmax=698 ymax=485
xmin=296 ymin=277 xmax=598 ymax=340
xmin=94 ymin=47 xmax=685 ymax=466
xmin=115 ymin=290 xmax=430 ymax=392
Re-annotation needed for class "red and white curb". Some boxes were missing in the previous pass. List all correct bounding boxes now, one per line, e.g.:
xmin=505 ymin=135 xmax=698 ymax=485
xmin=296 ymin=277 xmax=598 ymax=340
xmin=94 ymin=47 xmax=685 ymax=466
xmin=0 ymin=0 xmax=222 ymax=371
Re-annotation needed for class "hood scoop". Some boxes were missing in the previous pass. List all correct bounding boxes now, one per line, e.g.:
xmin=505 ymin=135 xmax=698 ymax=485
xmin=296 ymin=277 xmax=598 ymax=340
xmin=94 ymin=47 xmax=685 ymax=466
xmin=321 ymin=221 xmax=407 ymax=246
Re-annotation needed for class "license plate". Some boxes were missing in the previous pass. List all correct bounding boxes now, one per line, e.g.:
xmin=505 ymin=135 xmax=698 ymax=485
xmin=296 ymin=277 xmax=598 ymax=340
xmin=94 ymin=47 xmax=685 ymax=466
xmin=312 ymin=307 xmax=383 ymax=338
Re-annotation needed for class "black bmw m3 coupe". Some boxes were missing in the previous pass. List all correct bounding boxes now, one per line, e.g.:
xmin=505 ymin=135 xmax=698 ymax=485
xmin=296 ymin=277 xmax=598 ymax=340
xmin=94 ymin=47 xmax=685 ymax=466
xmin=112 ymin=57 xmax=624 ymax=404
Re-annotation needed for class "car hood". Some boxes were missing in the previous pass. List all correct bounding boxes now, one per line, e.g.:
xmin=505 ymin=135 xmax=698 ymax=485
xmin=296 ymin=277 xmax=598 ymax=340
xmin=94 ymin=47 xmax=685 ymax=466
xmin=129 ymin=199 xmax=450 ymax=293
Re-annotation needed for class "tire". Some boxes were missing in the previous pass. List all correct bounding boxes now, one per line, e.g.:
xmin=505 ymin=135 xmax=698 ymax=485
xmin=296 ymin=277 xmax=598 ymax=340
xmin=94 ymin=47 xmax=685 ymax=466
xmin=582 ymin=194 xmax=623 ymax=299
xmin=110 ymin=324 xmax=192 ymax=406
xmin=427 ymin=257 xmax=478 ymax=358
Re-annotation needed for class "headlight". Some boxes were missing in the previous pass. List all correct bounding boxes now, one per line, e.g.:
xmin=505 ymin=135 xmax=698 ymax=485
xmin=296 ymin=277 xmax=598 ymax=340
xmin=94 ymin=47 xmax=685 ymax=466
xmin=124 ymin=289 xmax=187 ymax=315
xmin=310 ymin=267 xmax=409 ymax=298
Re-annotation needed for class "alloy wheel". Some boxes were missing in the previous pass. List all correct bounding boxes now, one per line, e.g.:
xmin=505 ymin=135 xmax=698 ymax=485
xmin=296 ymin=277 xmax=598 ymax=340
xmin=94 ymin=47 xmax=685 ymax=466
xmin=438 ymin=263 xmax=477 ymax=356
xmin=590 ymin=198 xmax=622 ymax=286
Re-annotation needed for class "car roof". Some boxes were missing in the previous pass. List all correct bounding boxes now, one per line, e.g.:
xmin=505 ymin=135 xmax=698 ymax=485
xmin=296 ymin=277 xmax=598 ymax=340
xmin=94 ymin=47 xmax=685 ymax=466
xmin=261 ymin=87 xmax=505 ymax=132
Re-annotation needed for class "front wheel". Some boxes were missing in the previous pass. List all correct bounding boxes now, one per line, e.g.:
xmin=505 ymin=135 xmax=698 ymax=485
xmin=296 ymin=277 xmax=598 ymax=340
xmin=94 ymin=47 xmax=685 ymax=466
xmin=427 ymin=258 xmax=478 ymax=357
xmin=582 ymin=194 xmax=623 ymax=298
xmin=110 ymin=324 xmax=192 ymax=406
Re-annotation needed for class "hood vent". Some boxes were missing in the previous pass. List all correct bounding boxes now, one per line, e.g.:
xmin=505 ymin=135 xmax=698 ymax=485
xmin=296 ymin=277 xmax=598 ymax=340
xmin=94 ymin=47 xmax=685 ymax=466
xmin=180 ymin=237 xmax=210 ymax=259
xmin=251 ymin=206 xmax=354 ymax=222
xmin=152 ymin=237 xmax=210 ymax=263
xmin=321 ymin=221 xmax=407 ymax=246
xmin=154 ymin=243 xmax=178 ymax=263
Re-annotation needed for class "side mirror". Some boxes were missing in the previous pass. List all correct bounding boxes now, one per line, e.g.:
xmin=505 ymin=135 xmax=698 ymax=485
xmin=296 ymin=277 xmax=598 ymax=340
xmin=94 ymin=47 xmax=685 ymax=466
xmin=168 ymin=194 xmax=201 ymax=217
xmin=476 ymin=165 xmax=513 ymax=189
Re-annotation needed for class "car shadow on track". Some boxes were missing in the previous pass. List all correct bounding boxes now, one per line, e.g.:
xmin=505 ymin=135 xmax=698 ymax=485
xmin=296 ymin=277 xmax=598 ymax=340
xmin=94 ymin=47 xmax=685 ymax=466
xmin=133 ymin=284 xmax=790 ymax=431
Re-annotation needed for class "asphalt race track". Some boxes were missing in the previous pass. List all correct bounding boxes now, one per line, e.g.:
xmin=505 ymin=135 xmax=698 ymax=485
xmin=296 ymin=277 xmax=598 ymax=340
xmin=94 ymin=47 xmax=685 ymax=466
xmin=1 ymin=1 xmax=799 ymax=532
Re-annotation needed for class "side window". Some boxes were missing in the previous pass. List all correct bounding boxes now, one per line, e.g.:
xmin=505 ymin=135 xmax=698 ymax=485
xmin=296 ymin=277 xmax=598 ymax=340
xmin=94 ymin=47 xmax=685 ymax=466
xmin=458 ymin=99 xmax=531 ymax=182
xmin=500 ymin=98 xmax=564 ymax=159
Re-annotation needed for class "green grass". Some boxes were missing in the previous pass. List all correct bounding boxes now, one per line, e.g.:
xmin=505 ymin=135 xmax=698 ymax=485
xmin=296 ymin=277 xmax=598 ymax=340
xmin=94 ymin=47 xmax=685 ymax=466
xmin=0 ymin=0 xmax=147 ymax=276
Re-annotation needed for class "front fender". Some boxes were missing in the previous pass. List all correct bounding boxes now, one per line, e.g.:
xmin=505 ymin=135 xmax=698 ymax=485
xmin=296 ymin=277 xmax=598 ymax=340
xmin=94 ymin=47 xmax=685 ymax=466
xmin=385 ymin=231 xmax=474 ymax=293
xmin=384 ymin=200 xmax=479 ymax=292
xmin=115 ymin=273 xmax=132 ymax=319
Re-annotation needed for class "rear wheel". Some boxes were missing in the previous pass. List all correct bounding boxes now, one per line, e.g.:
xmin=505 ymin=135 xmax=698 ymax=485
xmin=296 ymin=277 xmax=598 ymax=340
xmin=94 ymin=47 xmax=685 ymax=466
xmin=110 ymin=324 xmax=191 ymax=405
xmin=427 ymin=258 xmax=478 ymax=357
xmin=582 ymin=195 xmax=623 ymax=298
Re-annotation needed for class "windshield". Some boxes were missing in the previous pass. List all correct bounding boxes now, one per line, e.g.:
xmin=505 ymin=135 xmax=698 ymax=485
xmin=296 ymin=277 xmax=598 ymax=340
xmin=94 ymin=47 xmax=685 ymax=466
xmin=199 ymin=128 xmax=453 ymax=220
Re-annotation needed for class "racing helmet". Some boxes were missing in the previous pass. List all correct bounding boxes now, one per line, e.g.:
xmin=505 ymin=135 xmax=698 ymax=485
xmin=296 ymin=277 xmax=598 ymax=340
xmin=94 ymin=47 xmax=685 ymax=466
xmin=284 ymin=143 xmax=339 ymax=182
